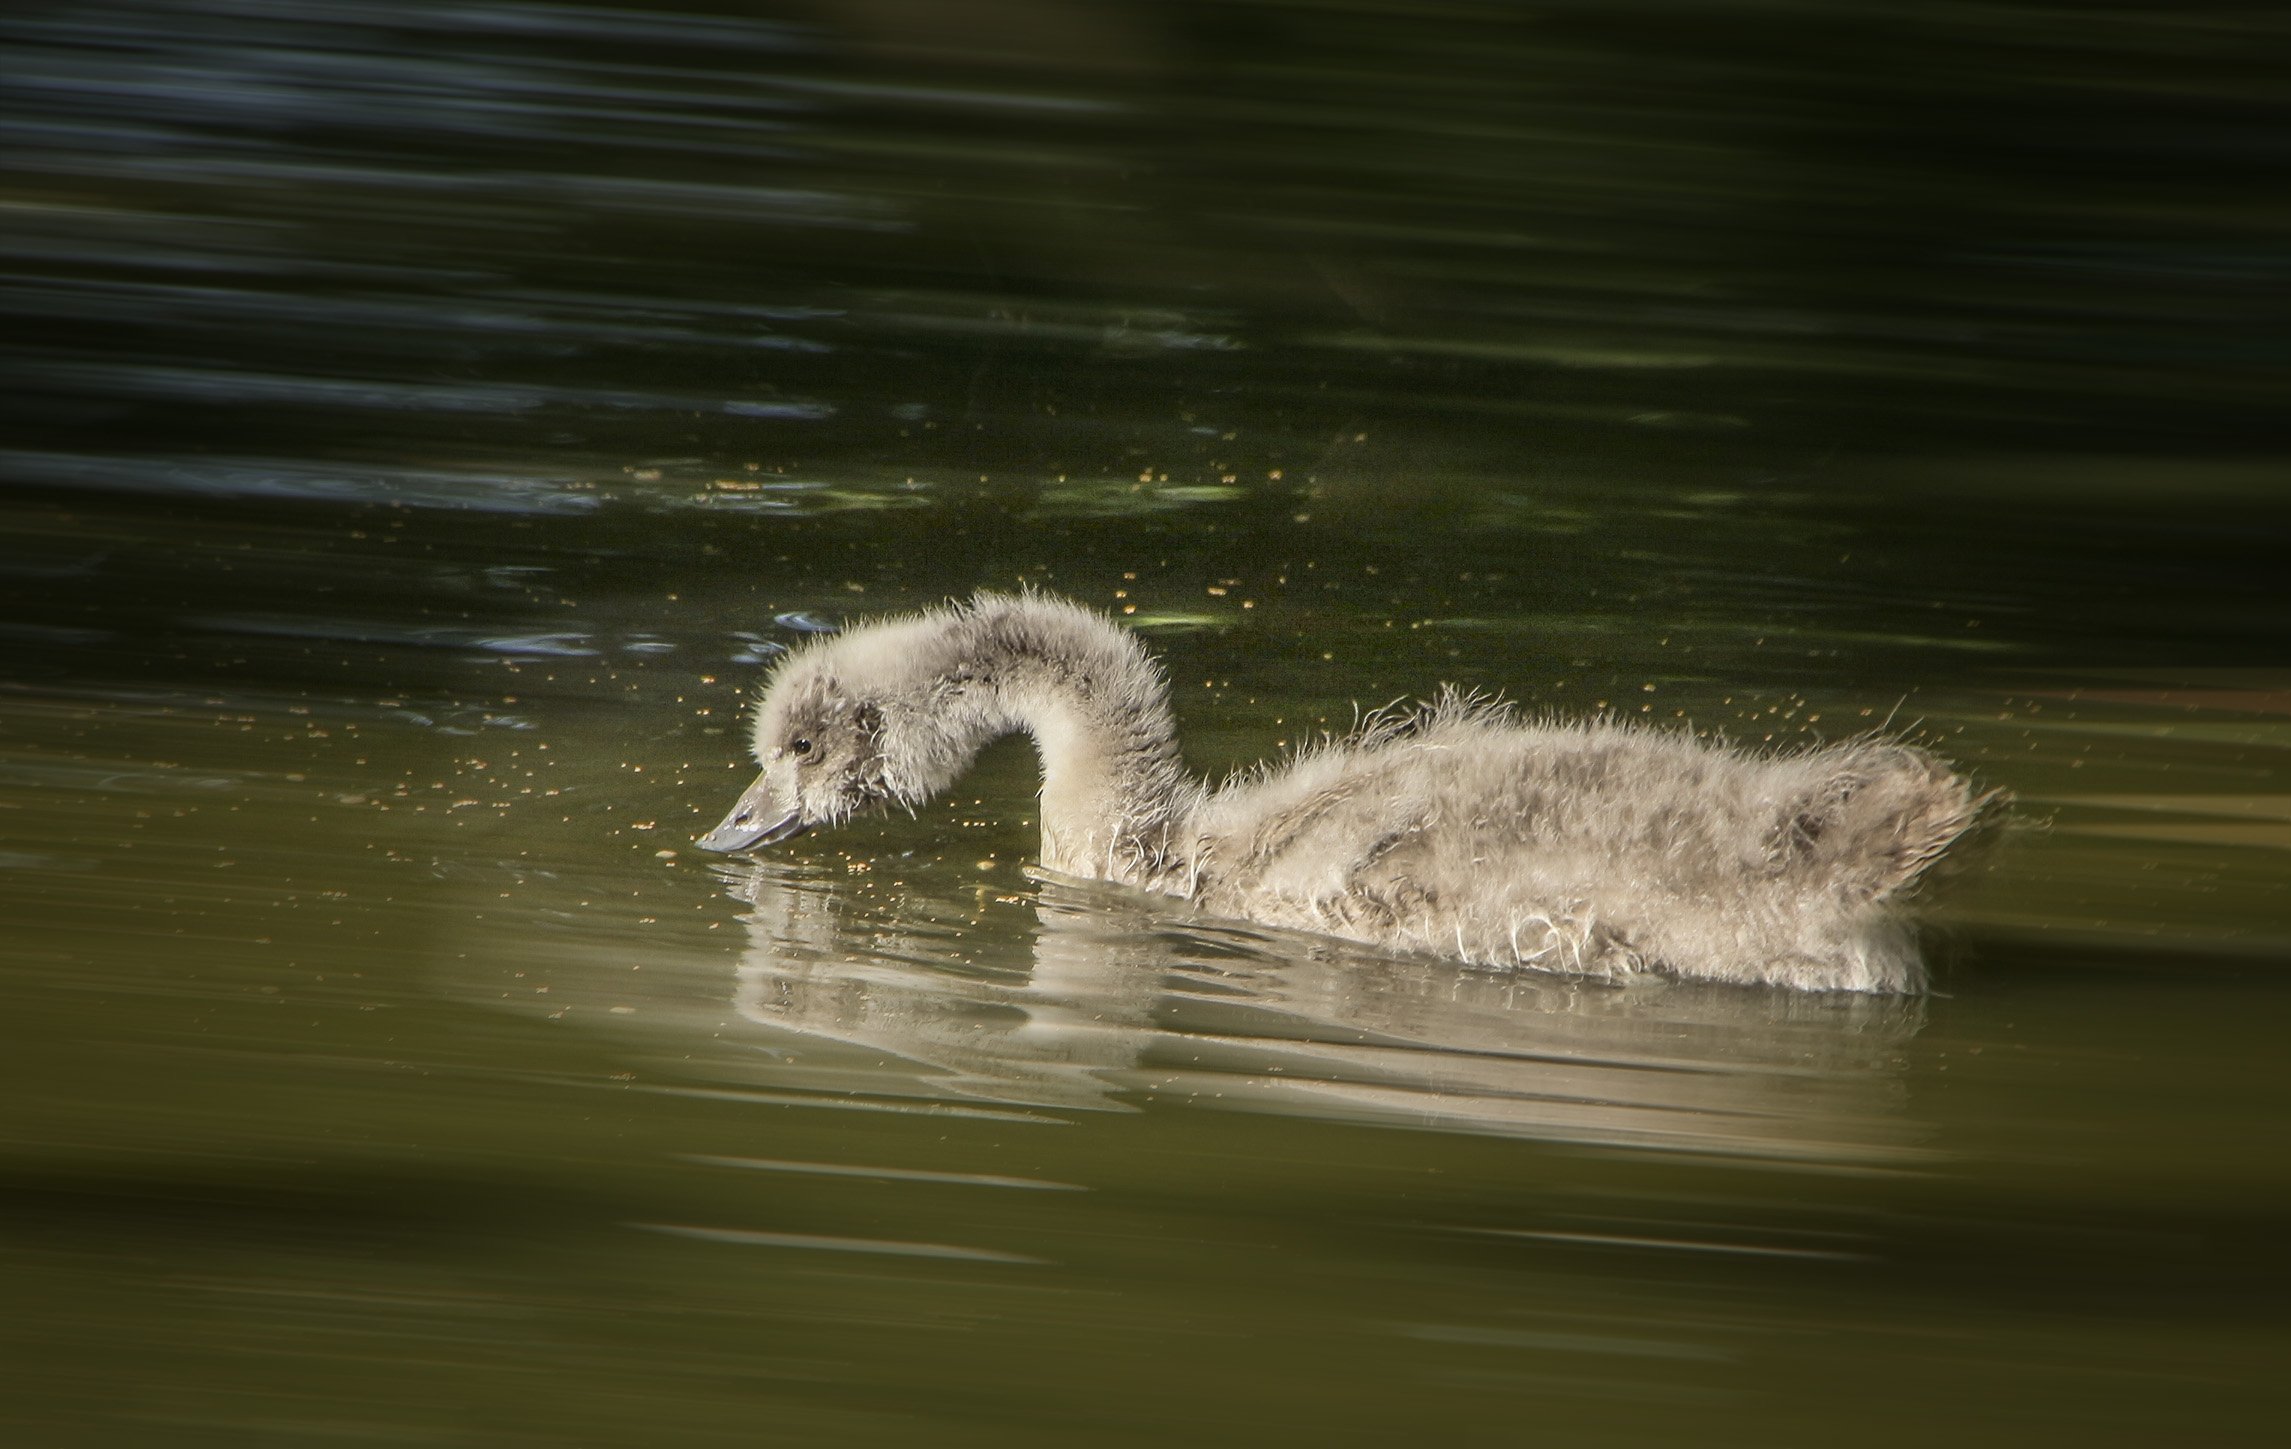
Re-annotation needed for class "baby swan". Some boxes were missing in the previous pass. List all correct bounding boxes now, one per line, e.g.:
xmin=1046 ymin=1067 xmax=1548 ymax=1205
xmin=700 ymin=591 xmax=1986 ymax=992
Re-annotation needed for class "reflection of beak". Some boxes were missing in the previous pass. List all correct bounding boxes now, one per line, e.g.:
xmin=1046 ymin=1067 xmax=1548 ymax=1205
xmin=697 ymin=774 xmax=808 ymax=853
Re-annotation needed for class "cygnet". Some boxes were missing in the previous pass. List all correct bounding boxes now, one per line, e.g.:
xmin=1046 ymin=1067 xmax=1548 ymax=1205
xmin=700 ymin=590 xmax=1990 ymax=992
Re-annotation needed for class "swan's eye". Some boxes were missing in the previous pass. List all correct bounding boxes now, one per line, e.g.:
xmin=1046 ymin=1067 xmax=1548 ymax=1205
xmin=788 ymin=737 xmax=813 ymax=759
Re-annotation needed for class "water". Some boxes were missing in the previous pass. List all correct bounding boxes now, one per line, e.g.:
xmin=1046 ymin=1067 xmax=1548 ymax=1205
xmin=3 ymin=2 xmax=2287 ymax=1443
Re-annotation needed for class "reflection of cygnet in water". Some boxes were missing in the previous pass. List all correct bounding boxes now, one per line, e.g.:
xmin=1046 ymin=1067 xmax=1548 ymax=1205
xmin=702 ymin=591 xmax=1990 ymax=991
xmin=722 ymin=859 xmax=1163 ymax=1112
xmin=718 ymin=861 xmax=1925 ymax=1161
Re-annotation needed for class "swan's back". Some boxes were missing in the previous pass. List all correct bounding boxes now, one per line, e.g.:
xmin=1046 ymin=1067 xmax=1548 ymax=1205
xmin=1187 ymin=698 xmax=1978 ymax=992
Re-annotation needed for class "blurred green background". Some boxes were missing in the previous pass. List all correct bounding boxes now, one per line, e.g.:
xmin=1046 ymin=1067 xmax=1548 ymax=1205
xmin=2 ymin=2 xmax=2286 ymax=1444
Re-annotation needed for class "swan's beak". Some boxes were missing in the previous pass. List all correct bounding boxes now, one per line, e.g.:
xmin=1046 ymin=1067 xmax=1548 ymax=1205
xmin=698 ymin=774 xmax=808 ymax=853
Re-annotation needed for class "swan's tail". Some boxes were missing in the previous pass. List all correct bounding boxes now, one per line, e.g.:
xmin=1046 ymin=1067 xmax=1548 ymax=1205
xmin=1772 ymin=742 xmax=1993 ymax=904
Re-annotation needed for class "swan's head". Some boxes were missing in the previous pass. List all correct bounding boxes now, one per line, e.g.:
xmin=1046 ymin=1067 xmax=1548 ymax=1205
xmin=698 ymin=661 xmax=894 ymax=851
xmin=698 ymin=612 xmax=970 ymax=853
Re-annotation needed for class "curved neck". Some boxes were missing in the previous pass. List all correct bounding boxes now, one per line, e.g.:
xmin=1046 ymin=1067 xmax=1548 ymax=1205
xmin=933 ymin=599 xmax=1195 ymax=884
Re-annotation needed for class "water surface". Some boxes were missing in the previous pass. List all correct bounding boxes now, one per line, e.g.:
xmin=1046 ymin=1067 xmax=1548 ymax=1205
xmin=3 ymin=2 xmax=2287 ymax=1444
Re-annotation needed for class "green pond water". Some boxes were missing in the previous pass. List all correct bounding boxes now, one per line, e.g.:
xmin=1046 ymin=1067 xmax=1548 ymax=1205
xmin=3 ymin=2 xmax=2287 ymax=1444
